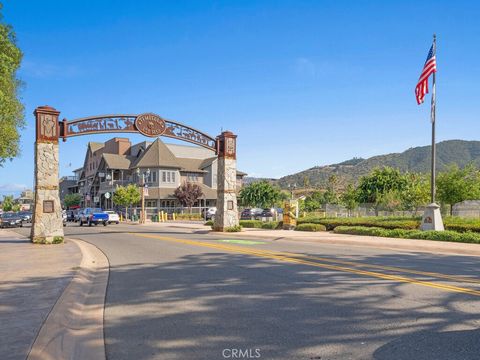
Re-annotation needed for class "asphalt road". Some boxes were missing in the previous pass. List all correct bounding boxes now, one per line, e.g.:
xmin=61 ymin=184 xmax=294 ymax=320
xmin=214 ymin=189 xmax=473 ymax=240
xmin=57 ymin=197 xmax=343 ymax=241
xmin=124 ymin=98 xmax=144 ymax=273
xmin=15 ymin=223 xmax=480 ymax=360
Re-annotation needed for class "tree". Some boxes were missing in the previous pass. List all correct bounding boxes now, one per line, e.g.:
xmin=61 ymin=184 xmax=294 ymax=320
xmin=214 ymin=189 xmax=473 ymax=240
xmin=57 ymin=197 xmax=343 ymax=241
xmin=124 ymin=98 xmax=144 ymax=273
xmin=400 ymin=173 xmax=430 ymax=212
xmin=239 ymin=181 xmax=282 ymax=208
xmin=112 ymin=184 xmax=141 ymax=219
xmin=2 ymin=194 xmax=14 ymax=211
xmin=174 ymin=182 xmax=203 ymax=212
xmin=0 ymin=4 xmax=24 ymax=166
xmin=357 ymin=167 xmax=407 ymax=203
xmin=64 ymin=193 xmax=82 ymax=208
xmin=340 ymin=184 xmax=358 ymax=215
xmin=437 ymin=164 xmax=480 ymax=215
xmin=303 ymin=191 xmax=323 ymax=212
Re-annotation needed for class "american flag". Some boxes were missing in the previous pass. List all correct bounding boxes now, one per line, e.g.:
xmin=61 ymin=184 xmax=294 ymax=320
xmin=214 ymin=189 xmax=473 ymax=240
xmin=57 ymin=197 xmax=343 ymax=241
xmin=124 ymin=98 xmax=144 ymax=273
xmin=415 ymin=45 xmax=436 ymax=105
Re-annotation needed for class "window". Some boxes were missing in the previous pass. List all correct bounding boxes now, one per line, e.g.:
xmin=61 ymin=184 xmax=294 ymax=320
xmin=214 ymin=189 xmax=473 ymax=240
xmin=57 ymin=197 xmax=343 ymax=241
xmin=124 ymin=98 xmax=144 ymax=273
xmin=187 ymin=173 xmax=199 ymax=182
xmin=161 ymin=171 xmax=176 ymax=184
xmin=146 ymin=171 xmax=157 ymax=183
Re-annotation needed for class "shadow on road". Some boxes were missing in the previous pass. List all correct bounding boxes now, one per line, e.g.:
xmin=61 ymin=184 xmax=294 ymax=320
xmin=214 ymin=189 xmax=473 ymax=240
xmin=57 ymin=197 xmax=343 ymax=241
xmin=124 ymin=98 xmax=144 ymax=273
xmin=102 ymin=251 xmax=480 ymax=360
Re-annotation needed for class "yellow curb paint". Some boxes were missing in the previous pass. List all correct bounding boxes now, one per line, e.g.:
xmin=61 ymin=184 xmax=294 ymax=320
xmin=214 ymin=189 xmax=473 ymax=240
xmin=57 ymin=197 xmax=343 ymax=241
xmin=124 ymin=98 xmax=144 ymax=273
xmin=131 ymin=233 xmax=480 ymax=297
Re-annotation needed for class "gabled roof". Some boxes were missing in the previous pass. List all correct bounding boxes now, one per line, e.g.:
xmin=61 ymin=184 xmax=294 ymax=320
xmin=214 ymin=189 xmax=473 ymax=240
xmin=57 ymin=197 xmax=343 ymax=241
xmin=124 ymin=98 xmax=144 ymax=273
xmin=102 ymin=153 xmax=135 ymax=170
xmin=200 ymin=156 xmax=217 ymax=169
xmin=131 ymin=138 xmax=181 ymax=169
xmin=88 ymin=142 xmax=104 ymax=153
xmin=177 ymin=158 xmax=207 ymax=173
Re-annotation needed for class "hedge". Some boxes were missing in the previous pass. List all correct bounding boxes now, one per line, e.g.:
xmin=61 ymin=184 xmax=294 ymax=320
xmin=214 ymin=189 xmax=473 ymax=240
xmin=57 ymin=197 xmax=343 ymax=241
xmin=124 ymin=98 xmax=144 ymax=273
xmin=295 ymin=223 xmax=326 ymax=232
xmin=175 ymin=213 xmax=203 ymax=220
xmin=225 ymin=225 xmax=242 ymax=232
xmin=205 ymin=220 xmax=214 ymax=226
xmin=333 ymin=226 xmax=480 ymax=244
xmin=261 ymin=221 xmax=281 ymax=229
xmin=239 ymin=220 xmax=264 ymax=228
xmin=297 ymin=217 xmax=420 ymax=231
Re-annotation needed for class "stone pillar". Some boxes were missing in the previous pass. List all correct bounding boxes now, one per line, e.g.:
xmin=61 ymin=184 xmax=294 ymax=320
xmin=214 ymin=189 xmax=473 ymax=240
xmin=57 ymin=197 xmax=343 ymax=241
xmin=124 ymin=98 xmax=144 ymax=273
xmin=31 ymin=106 xmax=64 ymax=244
xmin=214 ymin=131 xmax=239 ymax=231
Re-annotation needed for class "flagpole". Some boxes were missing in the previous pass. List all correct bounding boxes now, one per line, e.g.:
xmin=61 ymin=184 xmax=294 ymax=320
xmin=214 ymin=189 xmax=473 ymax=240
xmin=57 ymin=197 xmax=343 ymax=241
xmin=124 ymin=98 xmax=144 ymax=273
xmin=430 ymin=34 xmax=436 ymax=203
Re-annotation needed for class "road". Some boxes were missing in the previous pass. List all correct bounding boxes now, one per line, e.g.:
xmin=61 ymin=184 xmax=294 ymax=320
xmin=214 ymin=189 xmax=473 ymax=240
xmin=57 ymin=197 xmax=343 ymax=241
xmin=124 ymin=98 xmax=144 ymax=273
xmin=15 ymin=223 xmax=480 ymax=360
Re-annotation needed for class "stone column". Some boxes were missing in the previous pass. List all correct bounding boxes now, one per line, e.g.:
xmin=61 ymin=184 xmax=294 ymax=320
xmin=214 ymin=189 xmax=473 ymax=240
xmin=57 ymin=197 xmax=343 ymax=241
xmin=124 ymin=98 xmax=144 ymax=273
xmin=31 ymin=106 xmax=65 ymax=244
xmin=214 ymin=131 xmax=239 ymax=231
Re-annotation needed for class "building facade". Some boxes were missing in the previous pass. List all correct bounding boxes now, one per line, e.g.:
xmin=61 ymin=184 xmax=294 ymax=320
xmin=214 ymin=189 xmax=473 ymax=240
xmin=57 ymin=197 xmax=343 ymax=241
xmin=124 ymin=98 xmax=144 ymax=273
xmin=72 ymin=137 xmax=246 ymax=213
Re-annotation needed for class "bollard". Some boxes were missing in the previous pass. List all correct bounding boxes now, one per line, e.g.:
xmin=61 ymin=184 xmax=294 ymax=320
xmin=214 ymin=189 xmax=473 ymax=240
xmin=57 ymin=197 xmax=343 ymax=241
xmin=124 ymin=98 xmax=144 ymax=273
xmin=163 ymin=212 xmax=167 ymax=222
xmin=173 ymin=213 xmax=176 ymax=221
xmin=158 ymin=211 xmax=161 ymax=223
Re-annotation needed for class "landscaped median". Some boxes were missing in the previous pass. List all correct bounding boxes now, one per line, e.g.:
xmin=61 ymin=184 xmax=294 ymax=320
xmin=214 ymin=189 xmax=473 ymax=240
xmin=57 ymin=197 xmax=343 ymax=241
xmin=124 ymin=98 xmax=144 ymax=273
xmin=205 ymin=216 xmax=480 ymax=243
xmin=297 ymin=216 xmax=480 ymax=233
xmin=334 ymin=226 xmax=480 ymax=244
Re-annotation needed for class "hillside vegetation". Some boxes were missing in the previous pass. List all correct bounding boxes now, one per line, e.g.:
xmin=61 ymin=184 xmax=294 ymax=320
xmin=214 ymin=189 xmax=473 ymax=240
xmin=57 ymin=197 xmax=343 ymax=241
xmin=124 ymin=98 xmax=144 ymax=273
xmin=276 ymin=140 xmax=480 ymax=189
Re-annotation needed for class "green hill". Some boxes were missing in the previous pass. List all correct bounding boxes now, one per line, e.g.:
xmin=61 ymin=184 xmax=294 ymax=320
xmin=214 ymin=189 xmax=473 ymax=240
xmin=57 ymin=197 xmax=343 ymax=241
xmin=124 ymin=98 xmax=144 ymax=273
xmin=276 ymin=140 xmax=480 ymax=189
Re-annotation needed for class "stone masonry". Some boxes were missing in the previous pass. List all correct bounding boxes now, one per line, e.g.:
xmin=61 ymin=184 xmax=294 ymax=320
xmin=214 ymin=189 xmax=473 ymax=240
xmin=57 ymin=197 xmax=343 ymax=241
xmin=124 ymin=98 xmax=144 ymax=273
xmin=31 ymin=106 xmax=65 ymax=243
xmin=214 ymin=132 xmax=239 ymax=231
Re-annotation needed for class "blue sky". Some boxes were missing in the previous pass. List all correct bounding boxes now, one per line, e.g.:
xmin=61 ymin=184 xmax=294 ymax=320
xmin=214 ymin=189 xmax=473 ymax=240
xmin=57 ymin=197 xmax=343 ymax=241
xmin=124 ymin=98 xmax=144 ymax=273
xmin=1 ymin=0 xmax=479 ymax=196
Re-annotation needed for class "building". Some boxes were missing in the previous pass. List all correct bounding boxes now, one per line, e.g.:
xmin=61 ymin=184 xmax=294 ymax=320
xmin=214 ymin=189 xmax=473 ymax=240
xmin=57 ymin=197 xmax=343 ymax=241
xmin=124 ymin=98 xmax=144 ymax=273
xmin=73 ymin=137 xmax=246 ymax=213
xmin=59 ymin=168 xmax=82 ymax=201
xmin=15 ymin=189 xmax=34 ymax=210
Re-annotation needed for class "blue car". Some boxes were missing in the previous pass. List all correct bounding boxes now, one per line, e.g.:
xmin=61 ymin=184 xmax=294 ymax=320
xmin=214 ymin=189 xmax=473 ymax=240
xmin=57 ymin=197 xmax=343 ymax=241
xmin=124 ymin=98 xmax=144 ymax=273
xmin=79 ymin=208 xmax=109 ymax=226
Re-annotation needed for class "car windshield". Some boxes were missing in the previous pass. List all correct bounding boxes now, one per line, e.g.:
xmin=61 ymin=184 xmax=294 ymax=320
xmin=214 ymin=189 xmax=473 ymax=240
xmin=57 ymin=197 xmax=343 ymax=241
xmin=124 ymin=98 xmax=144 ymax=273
xmin=93 ymin=208 xmax=103 ymax=212
xmin=105 ymin=211 xmax=115 ymax=214
xmin=2 ymin=213 xmax=16 ymax=218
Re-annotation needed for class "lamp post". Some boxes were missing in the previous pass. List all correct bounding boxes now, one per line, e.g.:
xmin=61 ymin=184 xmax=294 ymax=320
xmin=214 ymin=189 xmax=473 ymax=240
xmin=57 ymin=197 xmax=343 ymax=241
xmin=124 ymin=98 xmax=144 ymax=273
xmin=136 ymin=168 xmax=151 ymax=224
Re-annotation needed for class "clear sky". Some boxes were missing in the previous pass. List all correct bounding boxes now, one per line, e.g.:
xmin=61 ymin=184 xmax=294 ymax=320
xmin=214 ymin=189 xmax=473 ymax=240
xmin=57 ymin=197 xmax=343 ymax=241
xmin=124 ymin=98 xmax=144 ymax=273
xmin=1 ymin=0 xmax=479 ymax=196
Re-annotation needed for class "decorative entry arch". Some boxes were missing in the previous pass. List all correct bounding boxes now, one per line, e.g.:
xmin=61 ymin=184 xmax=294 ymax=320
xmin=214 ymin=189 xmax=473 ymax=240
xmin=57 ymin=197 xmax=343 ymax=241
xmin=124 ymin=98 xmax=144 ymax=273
xmin=31 ymin=106 xmax=238 ymax=243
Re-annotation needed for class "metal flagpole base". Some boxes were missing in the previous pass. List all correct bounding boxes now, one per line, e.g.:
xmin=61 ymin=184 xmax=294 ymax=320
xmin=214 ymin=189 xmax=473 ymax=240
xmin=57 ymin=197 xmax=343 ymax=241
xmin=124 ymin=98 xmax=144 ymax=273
xmin=420 ymin=203 xmax=444 ymax=231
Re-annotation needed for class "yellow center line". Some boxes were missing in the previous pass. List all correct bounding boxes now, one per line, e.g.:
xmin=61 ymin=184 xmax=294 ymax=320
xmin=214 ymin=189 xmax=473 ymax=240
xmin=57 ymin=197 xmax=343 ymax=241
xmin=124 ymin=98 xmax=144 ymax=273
xmin=131 ymin=233 xmax=480 ymax=297
xmin=279 ymin=252 xmax=480 ymax=285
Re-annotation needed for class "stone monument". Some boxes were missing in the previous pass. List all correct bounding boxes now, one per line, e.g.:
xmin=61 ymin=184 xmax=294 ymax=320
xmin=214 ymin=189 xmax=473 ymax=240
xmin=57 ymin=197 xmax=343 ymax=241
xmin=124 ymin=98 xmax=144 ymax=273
xmin=30 ymin=106 xmax=65 ymax=243
xmin=214 ymin=131 xmax=239 ymax=231
xmin=420 ymin=203 xmax=444 ymax=231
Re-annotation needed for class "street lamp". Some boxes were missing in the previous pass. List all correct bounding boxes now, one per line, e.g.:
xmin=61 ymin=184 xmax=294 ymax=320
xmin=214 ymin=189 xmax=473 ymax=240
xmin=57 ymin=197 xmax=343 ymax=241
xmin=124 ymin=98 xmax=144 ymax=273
xmin=136 ymin=168 xmax=151 ymax=224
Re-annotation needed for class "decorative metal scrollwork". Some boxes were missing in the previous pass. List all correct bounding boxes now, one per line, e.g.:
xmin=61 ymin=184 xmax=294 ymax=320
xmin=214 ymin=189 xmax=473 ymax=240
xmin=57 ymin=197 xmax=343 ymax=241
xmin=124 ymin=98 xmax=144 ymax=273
xmin=61 ymin=114 xmax=217 ymax=152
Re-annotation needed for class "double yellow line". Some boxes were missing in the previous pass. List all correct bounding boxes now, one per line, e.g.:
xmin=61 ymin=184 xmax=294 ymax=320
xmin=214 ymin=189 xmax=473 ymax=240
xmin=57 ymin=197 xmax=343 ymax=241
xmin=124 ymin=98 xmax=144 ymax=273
xmin=132 ymin=233 xmax=480 ymax=297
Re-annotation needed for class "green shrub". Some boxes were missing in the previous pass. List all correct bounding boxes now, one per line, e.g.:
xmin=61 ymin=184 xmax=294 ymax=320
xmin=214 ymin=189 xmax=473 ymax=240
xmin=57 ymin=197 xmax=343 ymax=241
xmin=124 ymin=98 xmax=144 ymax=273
xmin=443 ymin=217 xmax=480 ymax=233
xmin=333 ymin=226 xmax=480 ymax=244
xmin=175 ymin=213 xmax=203 ymax=220
xmin=297 ymin=216 xmax=421 ymax=231
xmin=225 ymin=225 xmax=242 ymax=232
xmin=295 ymin=223 xmax=326 ymax=232
xmin=53 ymin=236 xmax=64 ymax=244
xmin=239 ymin=220 xmax=263 ymax=228
xmin=261 ymin=221 xmax=280 ymax=229
xmin=204 ymin=220 xmax=214 ymax=226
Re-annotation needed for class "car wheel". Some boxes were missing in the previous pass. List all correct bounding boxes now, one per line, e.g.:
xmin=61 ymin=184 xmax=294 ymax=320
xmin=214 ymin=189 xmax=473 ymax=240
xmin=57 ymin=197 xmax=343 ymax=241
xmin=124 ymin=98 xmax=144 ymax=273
xmin=116 ymin=221 xmax=119 ymax=224
xmin=103 ymin=221 xmax=107 ymax=226
xmin=88 ymin=220 xmax=92 ymax=227
xmin=79 ymin=220 xmax=83 ymax=226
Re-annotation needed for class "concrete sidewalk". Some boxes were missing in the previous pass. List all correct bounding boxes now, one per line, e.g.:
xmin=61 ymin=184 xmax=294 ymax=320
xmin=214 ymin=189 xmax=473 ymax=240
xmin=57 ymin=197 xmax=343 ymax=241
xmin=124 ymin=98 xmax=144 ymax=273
xmin=0 ymin=229 xmax=82 ymax=360
xmin=143 ymin=221 xmax=480 ymax=256
xmin=0 ymin=229 xmax=108 ymax=360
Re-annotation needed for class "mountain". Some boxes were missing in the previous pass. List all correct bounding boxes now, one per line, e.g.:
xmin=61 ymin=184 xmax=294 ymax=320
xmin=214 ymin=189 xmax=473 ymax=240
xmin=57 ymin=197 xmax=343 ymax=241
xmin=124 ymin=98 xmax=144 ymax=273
xmin=276 ymin=140 xmax=480 ymax=189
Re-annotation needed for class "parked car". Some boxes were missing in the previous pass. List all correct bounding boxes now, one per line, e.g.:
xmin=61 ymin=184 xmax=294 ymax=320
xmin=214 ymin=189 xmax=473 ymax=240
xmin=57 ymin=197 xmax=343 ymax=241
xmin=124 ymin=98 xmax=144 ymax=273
xmin=104 ymin=211 xmax=120 ymax=224
xmin=241 ymin=208 xmax=263 ymax=220
xmin=256 ymin=208 xmax=274 ymax=219
xmin=66 ymin=210 xmax=76 ymax=222
xmin=79 ymin=208 xmax=109 ymax=226
xmin=202 ymin=207 xmax=217 ymax=220
xmin=0 ymin=212 xmax=24 ymax=228
xmin=18 ymin=211 xmax=33 ymax=223
xmin=73 ymin=209 xmax=83 ymax=222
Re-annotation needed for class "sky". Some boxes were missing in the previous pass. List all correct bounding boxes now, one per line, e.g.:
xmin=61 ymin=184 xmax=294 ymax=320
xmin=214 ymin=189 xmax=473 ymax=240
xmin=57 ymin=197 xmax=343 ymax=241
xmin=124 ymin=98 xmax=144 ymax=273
xmin=1 ymin=0 xmax=480 ymax=196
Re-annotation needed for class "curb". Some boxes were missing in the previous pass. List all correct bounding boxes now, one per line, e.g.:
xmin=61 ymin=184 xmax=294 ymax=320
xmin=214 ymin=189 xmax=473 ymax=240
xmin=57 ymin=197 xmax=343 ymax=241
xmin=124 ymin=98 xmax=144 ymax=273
xmin=209 ymin=230 xmax=480 ymax=257
xmin=27 ymin=238 xmax=109 ymax=360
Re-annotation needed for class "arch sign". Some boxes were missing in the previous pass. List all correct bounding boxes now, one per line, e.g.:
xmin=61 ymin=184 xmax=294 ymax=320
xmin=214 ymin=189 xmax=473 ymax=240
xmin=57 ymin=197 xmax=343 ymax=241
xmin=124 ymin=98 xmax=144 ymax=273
xmin=31 ymin=106 xmax=238 ymax=243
